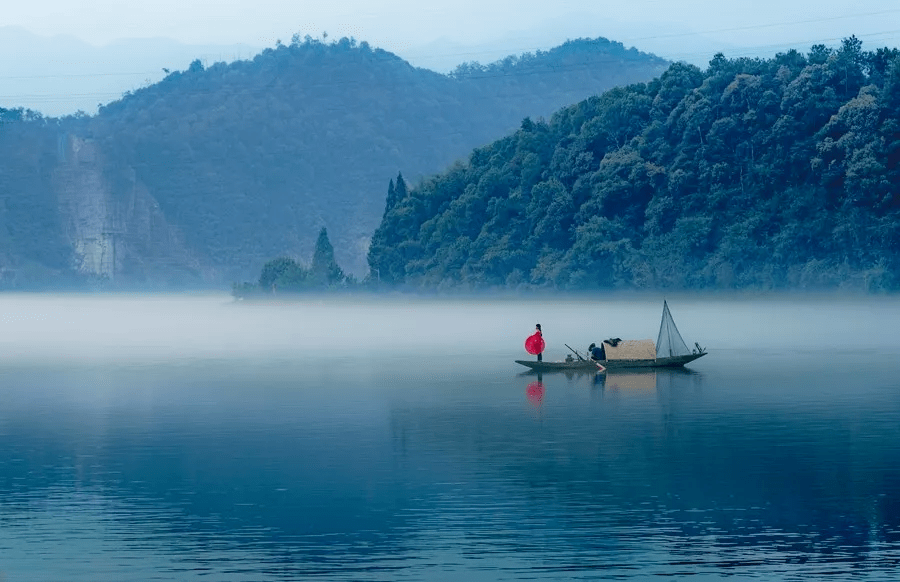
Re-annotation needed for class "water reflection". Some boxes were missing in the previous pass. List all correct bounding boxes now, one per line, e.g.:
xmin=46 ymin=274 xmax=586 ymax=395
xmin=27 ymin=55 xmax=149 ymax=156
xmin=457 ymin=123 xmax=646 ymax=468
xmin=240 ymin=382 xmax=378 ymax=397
xmin=604 ymin=370 xmax=657 ymax=394
xmin=520 ymin=368 xmax=704 ymax=400
xmin=525 ymin=375 xmax=545 ymax=407
xmin=2 ymin=357 xmax=897 ymax=580
xmin=391 ymin=363 xmax=899 ymax=579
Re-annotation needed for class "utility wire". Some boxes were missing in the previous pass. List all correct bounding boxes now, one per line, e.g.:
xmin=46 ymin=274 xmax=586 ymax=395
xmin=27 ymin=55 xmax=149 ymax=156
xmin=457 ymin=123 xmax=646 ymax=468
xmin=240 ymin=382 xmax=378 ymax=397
xmin=375 ymin=8 xmax=900 ymax=62
xmin=1 ymin=8 xmax=899 ymax=81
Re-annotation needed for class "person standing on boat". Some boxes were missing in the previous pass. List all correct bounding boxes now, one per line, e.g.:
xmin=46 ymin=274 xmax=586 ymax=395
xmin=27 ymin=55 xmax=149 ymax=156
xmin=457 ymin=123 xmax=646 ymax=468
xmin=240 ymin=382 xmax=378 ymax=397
xmin=524 ymin=324 xmax=545 ymax=361
xmin=588 ymin=342 xmax=605 ymax=361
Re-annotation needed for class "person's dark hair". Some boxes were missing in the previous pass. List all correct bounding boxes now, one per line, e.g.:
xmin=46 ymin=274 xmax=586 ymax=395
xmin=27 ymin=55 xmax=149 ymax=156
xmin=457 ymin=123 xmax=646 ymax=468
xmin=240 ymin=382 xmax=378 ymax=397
xmin=535 ymin=323 xmax=541 ymax=331
xmin=589 ymin=343 xmax=595 ymax=350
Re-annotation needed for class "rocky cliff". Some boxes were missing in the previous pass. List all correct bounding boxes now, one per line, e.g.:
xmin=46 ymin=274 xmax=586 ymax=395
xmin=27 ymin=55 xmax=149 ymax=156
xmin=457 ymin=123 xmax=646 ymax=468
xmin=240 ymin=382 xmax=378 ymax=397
xmin=53 ymin=134 xmax=209 ymax=286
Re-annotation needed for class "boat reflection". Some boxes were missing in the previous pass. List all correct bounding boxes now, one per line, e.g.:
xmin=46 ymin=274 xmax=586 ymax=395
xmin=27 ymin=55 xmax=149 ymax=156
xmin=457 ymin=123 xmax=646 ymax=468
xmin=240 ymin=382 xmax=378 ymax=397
xmin=518 ymin=367 xmax=601 ymax=382
xmin=604 ymin=370 xmax=657 ymax=394
xmin=520 ymin=367 xmax=703 ymax=400
xmin=526 ymin=373 xmax=545 ymax=407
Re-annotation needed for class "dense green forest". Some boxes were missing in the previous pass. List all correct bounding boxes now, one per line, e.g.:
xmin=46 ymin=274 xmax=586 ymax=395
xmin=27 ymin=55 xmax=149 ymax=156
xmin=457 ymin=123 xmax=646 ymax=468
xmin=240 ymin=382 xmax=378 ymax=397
xmin=0 ymin=36 xmax=667 ymax=288
xmin=368 ymin=38 xmax=900 ymax=291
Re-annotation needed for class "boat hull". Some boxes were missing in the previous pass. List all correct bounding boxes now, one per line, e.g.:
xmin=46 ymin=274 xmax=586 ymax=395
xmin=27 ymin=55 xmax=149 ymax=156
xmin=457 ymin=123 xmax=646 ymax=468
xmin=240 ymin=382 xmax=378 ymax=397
xmin=515 ymin=352 xmax=706 ymax=371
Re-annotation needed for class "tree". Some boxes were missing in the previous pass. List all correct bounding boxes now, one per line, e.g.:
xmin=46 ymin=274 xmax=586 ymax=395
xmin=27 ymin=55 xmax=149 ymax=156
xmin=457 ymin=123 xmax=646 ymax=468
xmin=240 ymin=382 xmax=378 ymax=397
xmin=394 ymin=172 xmax=408 ymax=204
xmin=311 ymin=227 xmax=346 ymax=286
xmin=258 ymin=257 xmax=309 ymax=292
xmin=383 ymin=178 xmax=396 ymax=217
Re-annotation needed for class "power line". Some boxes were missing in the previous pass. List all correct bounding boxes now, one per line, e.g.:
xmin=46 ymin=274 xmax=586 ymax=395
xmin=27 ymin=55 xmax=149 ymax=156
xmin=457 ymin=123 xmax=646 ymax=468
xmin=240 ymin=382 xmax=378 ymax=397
xmin=1 ymin=72 xmax=159 ymax=80
xmin=394 ymin=8 xmax=900 ymax=62
xmin=620 ymin=9 xmax=900 ymax=43
xmin=1 ymin=9 xmax=899 ymax=82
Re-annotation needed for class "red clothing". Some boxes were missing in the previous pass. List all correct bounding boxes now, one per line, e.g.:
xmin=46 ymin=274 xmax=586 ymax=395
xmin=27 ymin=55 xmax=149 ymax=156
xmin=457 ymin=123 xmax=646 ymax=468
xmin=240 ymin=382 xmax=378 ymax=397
xmin=525 ymin=331 xmax=545 ymax=355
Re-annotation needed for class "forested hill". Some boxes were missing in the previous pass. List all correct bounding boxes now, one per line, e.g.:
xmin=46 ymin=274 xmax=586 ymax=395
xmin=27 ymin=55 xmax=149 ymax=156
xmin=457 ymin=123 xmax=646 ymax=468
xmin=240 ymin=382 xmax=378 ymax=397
xmin=0 ymin=36 xmax=667 ymax=288
xmin=368 ymin=39 xmax=900 ymax=291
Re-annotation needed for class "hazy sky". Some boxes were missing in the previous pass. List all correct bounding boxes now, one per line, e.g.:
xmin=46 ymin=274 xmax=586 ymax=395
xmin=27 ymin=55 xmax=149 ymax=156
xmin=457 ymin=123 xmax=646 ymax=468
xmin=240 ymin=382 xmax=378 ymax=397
xmin=6 ymin=0 xmax=900 ymax=55
xmin=3 ymin=1 xmax=900 ymax=115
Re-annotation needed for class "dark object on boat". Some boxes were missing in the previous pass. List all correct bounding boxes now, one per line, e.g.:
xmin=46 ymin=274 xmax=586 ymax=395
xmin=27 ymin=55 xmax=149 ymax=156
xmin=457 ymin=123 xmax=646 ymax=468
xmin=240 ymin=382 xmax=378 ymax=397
xmin=515 ymin=301 xmax=707 ymax=371
xmin=604 ymin=338 xmax=622 ymax=347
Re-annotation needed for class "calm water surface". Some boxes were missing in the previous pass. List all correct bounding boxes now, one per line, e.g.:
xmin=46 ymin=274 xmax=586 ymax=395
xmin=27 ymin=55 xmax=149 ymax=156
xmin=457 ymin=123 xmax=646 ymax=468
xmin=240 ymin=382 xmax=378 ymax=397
xmin=0 ymin=295 xmax=898 ymax=581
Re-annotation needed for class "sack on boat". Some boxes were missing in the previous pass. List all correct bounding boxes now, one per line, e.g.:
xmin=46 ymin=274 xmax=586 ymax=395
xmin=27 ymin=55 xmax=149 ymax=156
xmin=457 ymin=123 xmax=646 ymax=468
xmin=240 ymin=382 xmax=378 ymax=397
xmin=603 ymin=339 xmax=656 ymax=360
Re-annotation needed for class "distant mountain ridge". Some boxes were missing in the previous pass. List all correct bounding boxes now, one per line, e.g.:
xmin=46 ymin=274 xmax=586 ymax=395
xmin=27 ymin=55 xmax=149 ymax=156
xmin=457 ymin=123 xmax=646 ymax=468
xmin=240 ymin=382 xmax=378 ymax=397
xmin=0 ymin=36 xmax=668 ymax=287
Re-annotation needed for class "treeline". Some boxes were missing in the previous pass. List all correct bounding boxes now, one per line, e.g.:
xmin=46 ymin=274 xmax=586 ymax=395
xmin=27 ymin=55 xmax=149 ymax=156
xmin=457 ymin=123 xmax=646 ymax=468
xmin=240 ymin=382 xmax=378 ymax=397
xmin=368 ymin=38 xmax=900 ymax=291
xmin=233 ymin=227 xmax=354 ymax=297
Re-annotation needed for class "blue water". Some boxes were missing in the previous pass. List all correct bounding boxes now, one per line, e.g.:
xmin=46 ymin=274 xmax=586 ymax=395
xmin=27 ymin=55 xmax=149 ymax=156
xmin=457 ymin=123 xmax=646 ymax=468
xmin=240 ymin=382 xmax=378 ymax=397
xmin=0 ymin=296 xmax=898 ymax=580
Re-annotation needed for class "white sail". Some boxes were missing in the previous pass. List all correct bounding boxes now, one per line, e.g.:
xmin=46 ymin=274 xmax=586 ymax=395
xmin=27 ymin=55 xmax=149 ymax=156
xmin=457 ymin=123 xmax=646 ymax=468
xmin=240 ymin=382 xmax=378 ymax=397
xmin=656 ymin=300 xmax=691 ymax=358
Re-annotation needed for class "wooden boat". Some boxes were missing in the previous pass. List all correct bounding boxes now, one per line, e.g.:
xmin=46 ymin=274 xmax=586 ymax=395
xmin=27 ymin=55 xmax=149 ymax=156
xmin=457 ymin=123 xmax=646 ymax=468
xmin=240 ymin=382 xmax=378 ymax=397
xmin=515 ymin=352 xmax=705 ymax=371
xmin=515 ymin=300 xmax=707 ymax=371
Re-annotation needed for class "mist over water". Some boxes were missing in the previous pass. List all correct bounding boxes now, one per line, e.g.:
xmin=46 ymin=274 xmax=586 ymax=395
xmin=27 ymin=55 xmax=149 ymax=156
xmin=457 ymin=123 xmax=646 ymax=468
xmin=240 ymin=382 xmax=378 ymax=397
xmin=2 ymin=293 xmax=897 ymax=361
xmin=0 ymin=293 xmax=898 ymax=580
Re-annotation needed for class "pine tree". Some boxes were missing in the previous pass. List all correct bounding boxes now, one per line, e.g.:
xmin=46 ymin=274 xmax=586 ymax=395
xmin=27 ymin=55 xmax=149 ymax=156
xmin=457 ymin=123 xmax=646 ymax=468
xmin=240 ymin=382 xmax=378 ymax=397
xmin=311 ymin=227 xmax=345 ymax=286
xmin=394 ymin=172 xmax=408 ymax=202
xmin=383 ymin=172 xmax=407 ymax=216
xmin=383 ymin=178 xmax=396 ymax=217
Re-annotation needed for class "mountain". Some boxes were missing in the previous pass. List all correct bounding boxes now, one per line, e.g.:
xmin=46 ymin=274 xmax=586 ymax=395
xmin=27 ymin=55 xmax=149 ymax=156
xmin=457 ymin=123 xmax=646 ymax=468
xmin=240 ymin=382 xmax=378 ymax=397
xmin=368 ymin=39 xmax=900 ymax=291
xmin=400 ymin=16 xmax=734 ymax=73
xmin=0 ymin=36 xmax=668 ymax=287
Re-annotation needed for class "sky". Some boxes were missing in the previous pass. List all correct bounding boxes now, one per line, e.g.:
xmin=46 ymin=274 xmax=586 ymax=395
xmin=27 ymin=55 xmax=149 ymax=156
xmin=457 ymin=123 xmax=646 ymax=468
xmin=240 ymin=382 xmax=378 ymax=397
xmin=2 ymin=0 xmax=900 ymax=115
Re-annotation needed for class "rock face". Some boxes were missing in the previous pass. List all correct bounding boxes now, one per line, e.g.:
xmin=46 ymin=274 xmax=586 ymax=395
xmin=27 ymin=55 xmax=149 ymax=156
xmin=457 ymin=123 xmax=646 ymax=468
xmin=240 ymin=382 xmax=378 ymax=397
xmin=53 ymin=134 xmax=208 ymax=286
xmin=54 ymin=136 xmax=113 ymax=278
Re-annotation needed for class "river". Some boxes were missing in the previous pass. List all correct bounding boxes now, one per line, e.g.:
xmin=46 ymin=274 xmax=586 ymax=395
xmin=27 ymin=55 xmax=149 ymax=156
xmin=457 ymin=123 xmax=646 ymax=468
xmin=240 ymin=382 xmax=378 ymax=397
xmin=0 ymin=294 xmax=898 ymax=580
